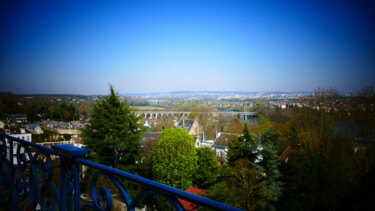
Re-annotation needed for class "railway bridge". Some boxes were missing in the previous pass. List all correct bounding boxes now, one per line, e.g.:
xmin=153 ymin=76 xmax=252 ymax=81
xmin=136 ymin=111 xmax=258 ymax=121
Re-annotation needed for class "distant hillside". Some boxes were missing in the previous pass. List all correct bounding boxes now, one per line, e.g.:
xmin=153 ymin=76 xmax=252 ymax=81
xmin=121 ymin=91 xmax=312 ymax=98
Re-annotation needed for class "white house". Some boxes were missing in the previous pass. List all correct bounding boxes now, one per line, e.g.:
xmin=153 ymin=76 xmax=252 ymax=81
xmin=195 ymin=132 xmax=239 ymax=162
xmin=1 ymin=128 xmax=32 ymax=142
xmin=27 ymin=123 xmax=43 ymax=134
xmin=0 ymin=128 xmax=32 ymax=164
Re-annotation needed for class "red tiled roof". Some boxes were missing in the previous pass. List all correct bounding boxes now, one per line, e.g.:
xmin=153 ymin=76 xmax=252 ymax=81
xmin=178 ymin=186 xmax=206 ymax=211
xmin=279 ymin=146 xmax=292 ymax=162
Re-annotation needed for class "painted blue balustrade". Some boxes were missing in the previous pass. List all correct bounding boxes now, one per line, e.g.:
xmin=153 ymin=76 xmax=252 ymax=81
xmin=0 ymin=132 xmax=242 ymax=211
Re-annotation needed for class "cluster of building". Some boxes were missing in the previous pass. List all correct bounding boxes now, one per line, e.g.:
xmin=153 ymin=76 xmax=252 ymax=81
xmin=268 ymin=101 xmax=306 ymax=109
xmin=309 ymin=98 xmax=375 ymax=113
xmin=142 ymin=118 xmax=239 ymax=162
xmin=41 ymin=120 xmax=86 ymax=129
xmin=1 ymin=112 xmax=242 ymax=163
xmin=0 ymin=113 xmax=87 ymax=163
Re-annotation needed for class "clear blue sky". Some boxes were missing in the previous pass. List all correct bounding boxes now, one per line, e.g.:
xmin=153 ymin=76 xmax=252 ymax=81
xmin=1 ymin=0 xmax=374 ymax=94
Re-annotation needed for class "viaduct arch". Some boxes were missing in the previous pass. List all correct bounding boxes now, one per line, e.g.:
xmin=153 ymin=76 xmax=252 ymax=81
xmin=136 ymin=111 xmax=258 ymax=121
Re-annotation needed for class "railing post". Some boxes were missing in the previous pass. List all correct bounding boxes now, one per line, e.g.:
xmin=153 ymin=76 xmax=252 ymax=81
xmin=0 ymin=136 xmax=13 ymax=209
xmin=53 ymin=145 xmax=88 ymax=211
xmin=8 ymin=138 xmax=17 ymax=210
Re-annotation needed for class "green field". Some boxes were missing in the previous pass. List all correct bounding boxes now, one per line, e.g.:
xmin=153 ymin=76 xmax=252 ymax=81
xmin=130 ymin=106 xmax=166 ymax=111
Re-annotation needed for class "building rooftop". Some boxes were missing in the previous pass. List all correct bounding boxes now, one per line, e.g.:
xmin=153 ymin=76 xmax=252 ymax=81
xmin=0 ymin=127 xmax=32 ymax=135
xmin=178 ymin=186 xmax=206 ymax=211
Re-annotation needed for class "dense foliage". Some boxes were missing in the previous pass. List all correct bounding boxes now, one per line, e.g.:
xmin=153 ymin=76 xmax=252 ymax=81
xmin=208 ymin=124 xmax=282 ymax=210
xmin=49 ymin=102 xmax=78 ymax=121
xmin=152 ymin=128 xmax=197 ymax=190
xmin=2 ymin=87 xmax=375 ymax=210
xmin=81 ymin=85 xmax=144 ymax=172
xmin=193 ymin=147 xmax=220 ymax=189
xmin=276 ymin=109 xmax=375 ymax=210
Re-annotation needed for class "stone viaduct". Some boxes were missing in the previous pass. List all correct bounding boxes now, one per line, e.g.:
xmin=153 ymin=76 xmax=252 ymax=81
xmin=135 ymin=111 xmax=258 ymax=121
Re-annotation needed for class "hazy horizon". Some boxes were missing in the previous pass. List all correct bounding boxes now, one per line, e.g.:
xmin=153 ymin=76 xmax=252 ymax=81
xmin=1 ymin=89 xmax=354 ymax=96
xmin=1 ymin=0 xmax=374 ymax=95
xmin=0 ymin=87 xmax=368 ymax=96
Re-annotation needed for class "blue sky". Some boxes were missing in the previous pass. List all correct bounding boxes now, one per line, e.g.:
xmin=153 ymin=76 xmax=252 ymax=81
xmin=1 ymin=0 xmax=374 ymax=94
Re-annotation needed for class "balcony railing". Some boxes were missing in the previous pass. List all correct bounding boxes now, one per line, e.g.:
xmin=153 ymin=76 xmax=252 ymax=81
xmin=0 ymin=132 xmax=242 ymax=211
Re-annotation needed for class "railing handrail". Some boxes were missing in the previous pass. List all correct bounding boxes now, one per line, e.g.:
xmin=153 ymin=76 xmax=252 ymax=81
xmin=0 ymin=132 xmax=243 ymax=211
xmin=76 ymin=158 xmax=238 ymax=210
xmin=1 ymin=132 xmax=54 ymax=153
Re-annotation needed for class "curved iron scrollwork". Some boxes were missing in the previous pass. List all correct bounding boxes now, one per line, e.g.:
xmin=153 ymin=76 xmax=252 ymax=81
xmin=0 ymin=133 xmax=242 ymax=211
xmin=12 ymin=143 xmax=33 ymax=206
xmin=81 ymin=171 xmax=130 ymax=211
xmin=0 ymin=136 xmax=12 ymax=204
xmin=81 ymin=171 xmax=184 ymax=211
xmin=0 ymin=136 xmax=7 ymax=161
xmin=30 ymin=150 xmax=60 ymax=211
xmin=60 ymin=158 xmax=80 ymax=211
xmin=129 ymin=190 xmax=184 ymax=211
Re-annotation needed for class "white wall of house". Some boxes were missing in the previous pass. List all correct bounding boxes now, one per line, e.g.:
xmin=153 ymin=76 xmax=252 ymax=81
xmin=3 ymin=128 xmax=32 ymax=164
xmin=33 ymin=126 xmax=43 ymax=134
xmin=8 ymin=132 xmax=32 ymax=142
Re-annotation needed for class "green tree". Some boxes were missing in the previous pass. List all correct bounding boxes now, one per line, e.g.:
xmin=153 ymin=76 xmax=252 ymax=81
xmin=81 ymin=85 xmax=144 ymax=172
xmin=32 ymin=128 xmax=59 ymax=143
xmin=256 ymin=127 xmax=283 ymax=210
xmin=193 ymin=147 xmax=220 ymax=189
xmin=278 ymin=109 xmax=375 ymax=210
xmin=206 ymin=159 xmax=265 ymax=211
xmin=63 ymin=134 xmax=72 ymax=141
xmin=152 ymin=128 xmax=197 ymax=190
xmin=51 ymin=102 xmax=78 ymax=121
xmin=227 ymin=123 xmax=258 ymax=164
xmin=209 ymin=124 xmax=282 ymax=210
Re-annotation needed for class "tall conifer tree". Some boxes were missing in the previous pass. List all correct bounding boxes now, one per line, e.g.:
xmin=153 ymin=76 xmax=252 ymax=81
xmin=82 ymin=85 xmax=144 ymax=172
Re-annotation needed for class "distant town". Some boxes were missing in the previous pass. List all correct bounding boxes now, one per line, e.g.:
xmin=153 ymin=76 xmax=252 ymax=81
xmin=1 ymin=88 xmax=372 ymax=153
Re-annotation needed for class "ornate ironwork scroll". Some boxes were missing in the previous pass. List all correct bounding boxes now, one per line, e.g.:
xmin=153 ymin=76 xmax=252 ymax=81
xmin=0 ymin=133 xmax=242 ymax=211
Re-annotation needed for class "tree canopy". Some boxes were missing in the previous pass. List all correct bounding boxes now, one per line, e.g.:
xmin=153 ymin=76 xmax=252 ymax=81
xmin=208 ymin=124 xmax=282 ymax=210
xmin=152 ymin=128 xmax=197 ymax=190
xmin=193 ymin=147 xmax=220 ymax=189
xmin=81 ymin=85 xmax=144 ymax=172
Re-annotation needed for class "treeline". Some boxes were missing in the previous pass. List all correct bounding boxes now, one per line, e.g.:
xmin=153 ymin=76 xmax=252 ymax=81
xmin=0 ymin=92 xmax=41 ymax=122
xmin=127 ymin=99 xmax=150 ymax=106
xmin=152 ymin=99 xmax=374 ymax=210
xmin=276 ymin=108 xmax=375 ymax=210
xmin=252 ymin=92 xmax=375 ymax=210
xmin=0 ymin=93 xmax=91 ymax=122
xmin=80 ymin=86 xmax=375 ymax=210
xmin=47 ymin=102 xmax=79 ymax=121
xmin=192 ymin=105 xmax=375 ymax=210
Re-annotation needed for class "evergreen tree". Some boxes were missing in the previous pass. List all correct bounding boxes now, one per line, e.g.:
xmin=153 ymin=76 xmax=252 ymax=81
xmin=81 ymin=85 xmax=144 ymax=172
xmin=193 ymin=147 xmax=220 ymax=189
xmin=257 ymin=127 xmax=283 ymax=210
xmin=152 ymin=128 xmax=197 ymax=190
xmin=206 ymin=159 xmax=265 ymax=211
xmin=208 ymin=125 xmax=282 ymax=210
xmin=228 ymin=123 xmax=259 ymax=164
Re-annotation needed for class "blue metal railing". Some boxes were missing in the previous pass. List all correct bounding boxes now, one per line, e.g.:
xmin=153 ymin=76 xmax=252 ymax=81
xmin=0 ymin=132 xmax=242 ymax=211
